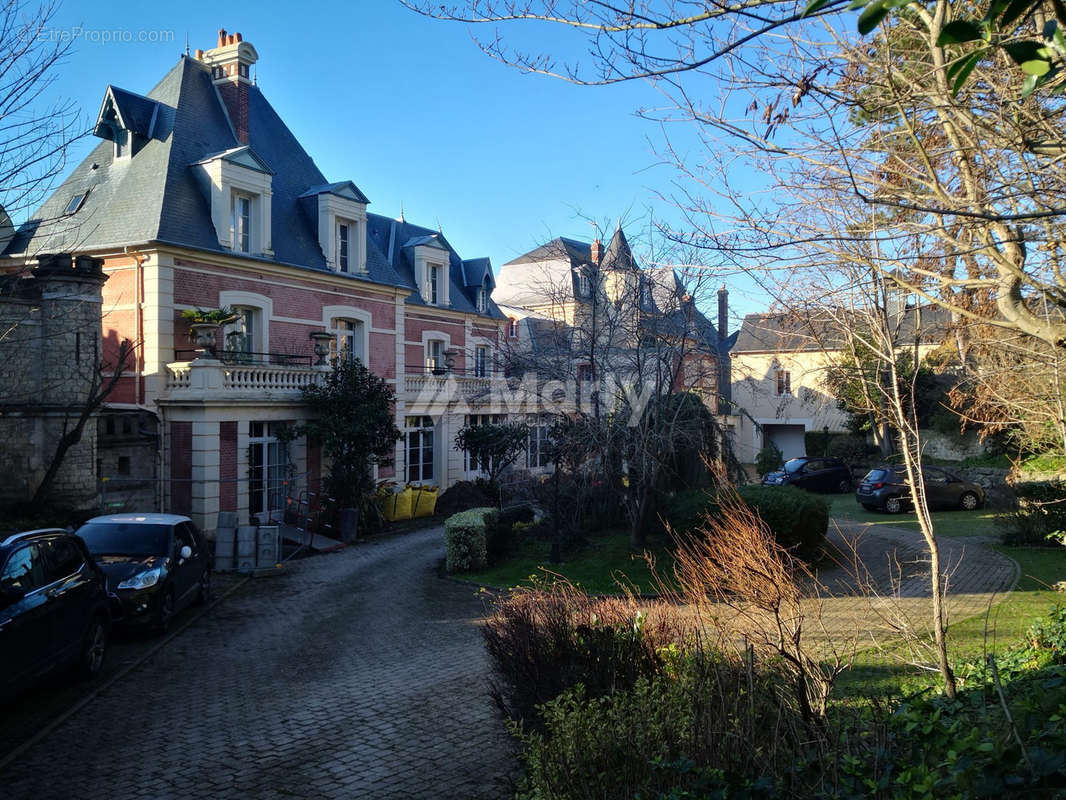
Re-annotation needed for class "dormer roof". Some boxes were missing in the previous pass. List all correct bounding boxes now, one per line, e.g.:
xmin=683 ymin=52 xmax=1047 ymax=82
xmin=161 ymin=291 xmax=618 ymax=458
xmin=299 ymin=180 xmax=369 ymax=205
xmin=93 ymin=85 xmax=162 ymax=142
xmin=194 ymin=145 xmax=274 ymax=174
xmin=461 ymin=257 xmax=494 ymax=289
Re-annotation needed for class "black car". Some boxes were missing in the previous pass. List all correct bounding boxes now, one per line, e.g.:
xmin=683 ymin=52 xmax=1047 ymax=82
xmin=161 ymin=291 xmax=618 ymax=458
xmin=0 ymin=529 xmax=111 ymax=699
xmin=761 ymin=456 xmax=854 ymax=493
xmin=856 ymin=465 xmax=985 ymax=514
xmin=77 ymin=514 xmax=211 ymax=634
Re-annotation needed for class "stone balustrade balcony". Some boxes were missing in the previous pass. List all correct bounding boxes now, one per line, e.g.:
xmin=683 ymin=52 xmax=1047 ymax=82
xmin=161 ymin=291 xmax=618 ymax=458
xmin=163 ymin=356 xmax=327 ymax=403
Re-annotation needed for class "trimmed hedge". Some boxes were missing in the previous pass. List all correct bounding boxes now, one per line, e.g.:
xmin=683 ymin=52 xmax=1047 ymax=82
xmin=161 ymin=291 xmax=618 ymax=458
xmin=663 ymin=485 xmax=829 ymax=556
xmin=1002 ymin=479 xmax=1066 ymax=545
xmin=444 ymin=507 xmax=495 ymax=572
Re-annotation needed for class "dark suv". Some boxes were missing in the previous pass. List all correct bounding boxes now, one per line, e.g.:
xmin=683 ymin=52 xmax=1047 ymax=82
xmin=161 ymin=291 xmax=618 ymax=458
xmin=856 ymin=466 xmax=985 ymax=513
xmin=0 ymin=529 xmax=111 ymax=699
xmin=761 ymin=456 xmax=854 ymax=493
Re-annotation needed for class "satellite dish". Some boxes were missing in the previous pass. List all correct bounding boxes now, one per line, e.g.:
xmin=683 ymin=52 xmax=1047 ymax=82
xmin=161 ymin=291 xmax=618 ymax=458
xmin=0 ymin=205 xmax=13 ymax=252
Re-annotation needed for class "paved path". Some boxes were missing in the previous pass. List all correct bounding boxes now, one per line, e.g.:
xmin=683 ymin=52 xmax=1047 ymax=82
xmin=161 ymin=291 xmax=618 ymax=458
xmin=0 ymin=526 xmax=513 ymax=800
xmin=802 ymin=521 xmax=1019 ymax=651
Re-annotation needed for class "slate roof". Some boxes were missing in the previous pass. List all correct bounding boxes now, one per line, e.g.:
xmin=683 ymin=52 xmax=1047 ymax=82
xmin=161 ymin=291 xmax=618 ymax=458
xmin=732 ymin=305 xmax=953 ymax=354
xmin=601 ymin=227 xmax=636 ymax=271
xmin=495 ymin=236 xmax=599 ymax=308
xmin=5 ymin=54 xmax=498 ymax=318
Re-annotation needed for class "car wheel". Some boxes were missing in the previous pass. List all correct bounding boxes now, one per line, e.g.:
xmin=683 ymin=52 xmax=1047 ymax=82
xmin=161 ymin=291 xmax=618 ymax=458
xmin=960 ymin=491 xmax=981 ymax=511
xmin=195 ymin=568 xmax=211 ymax=606
xmin=884 ymin=496 xmax=904 ymax=514
xmin=836 ymin=479 xmax=852 ymax=493
xmin=155 ymin=588 xmax=175 ymax=635
xmin=79 ymin=616 xmax=107 ymax=679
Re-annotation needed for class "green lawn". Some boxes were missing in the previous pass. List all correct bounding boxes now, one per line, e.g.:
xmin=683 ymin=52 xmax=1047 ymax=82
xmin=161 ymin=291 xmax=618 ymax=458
xmin=840 ymin=545 xmax=1066 ymax=696
xmin=457 ymin=529 xmax=676 ymax=595
xmin=827 ymin=493 xmax=1003 ymax=538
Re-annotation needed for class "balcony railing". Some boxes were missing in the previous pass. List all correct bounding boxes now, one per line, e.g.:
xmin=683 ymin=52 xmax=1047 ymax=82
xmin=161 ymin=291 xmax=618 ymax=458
xmin=163 ymin=357 xmax=324 ymax=401
xmin=174 ymin=349 xmax=314 ymax=367
xmin=402 ymin=365 xmax=497 ymax=399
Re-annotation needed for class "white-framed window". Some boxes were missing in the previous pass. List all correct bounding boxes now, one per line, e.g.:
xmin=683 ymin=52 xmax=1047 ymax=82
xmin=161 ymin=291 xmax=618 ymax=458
xmin=337 ymin=221 xmax=351 ymax=272
xmin=224 ymin=306 xmax=259 ymax=357
xmin=425 ymin=338 xmax=445 ymax=373
xmin=427 ymin=264 xmax=442 ymax=305
xmin=464 ymin=413 xmax=504 ymax=472
xmin=508 ymin=317 xmax=519 ymax=338
xmin=474 ymin=345 xmax=489 ymax=378
xmin=775 ymin=369 xmax=792 ymax=397
xmin=477 ymin=277 xmax=490 ymax=313
xmin=640 ymin=279 xmax=653 ymax=306
xmin=330 ymin=317 xmax=365 ymax=364
xmin=231 ymin=191 xmax=253 ymax=253
xmin=405 ymin=415 xmax=435 ymax=483
xmin=527 ymin=424 xmax=551 ymax=469
xmin=577 ymin=363 xmax=594 ymax=383
xmin=578 ymin=271 xmax=592 ymax=297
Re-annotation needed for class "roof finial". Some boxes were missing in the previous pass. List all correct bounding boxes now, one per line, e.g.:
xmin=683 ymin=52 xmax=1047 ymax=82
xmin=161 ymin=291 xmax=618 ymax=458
xmin=398 ymin=201 xmax=405 ymax=223
xmin=184 ymin=31 xmax=190 ymax=56
xmin=616 ymin=217 xmax=622 ymax=232
xmin=436 ymin=216 xmax=442 ymax=233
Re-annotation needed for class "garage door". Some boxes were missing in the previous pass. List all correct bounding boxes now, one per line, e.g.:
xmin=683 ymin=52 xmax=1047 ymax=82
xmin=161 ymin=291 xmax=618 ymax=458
xmin=764 ymin=424 xmax=806 ymax=459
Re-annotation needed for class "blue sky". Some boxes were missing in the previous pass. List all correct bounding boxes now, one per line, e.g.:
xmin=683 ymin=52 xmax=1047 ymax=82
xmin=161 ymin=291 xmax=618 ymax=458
xmin=34 ymin=0 xmax=767 ymax=323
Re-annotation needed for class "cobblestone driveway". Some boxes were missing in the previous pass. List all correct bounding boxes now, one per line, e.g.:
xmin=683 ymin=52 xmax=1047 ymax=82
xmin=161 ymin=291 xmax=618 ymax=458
xmin=1 ymin=526 xmax=514 ymax=800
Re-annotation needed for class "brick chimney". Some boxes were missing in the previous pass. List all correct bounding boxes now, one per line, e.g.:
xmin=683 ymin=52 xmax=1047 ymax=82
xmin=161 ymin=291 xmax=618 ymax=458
xmin=590 ymin=238 xmax=602 ymax=266
xmin=196 ymin=29 xmax=258 ymax=144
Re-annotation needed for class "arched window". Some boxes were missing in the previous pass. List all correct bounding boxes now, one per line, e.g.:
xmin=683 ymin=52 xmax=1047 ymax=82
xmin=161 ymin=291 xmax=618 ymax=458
xmin=508 ymin=317 xmax=518 ymax=337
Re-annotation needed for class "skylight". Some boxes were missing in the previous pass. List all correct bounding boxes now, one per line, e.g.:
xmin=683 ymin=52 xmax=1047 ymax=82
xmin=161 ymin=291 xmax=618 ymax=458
xmin=63 ymin=191 xmax=88 ymax=216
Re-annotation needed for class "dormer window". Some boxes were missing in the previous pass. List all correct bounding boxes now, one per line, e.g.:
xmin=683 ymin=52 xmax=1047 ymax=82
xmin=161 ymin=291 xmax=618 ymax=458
xmin=508 ymin=318 xmax=518 ymax=337
xmin=337 ymin=222 xmax=350 ymax=272
xmin=428 ymin=264 xmax=442 ymax=305
xmin=195 ymin=146 xmax=274 ymax=257
xmin=477 ymin=281 xmax=489 ymax=313
xmin=231 ymin=192 xmax=253 ymax=253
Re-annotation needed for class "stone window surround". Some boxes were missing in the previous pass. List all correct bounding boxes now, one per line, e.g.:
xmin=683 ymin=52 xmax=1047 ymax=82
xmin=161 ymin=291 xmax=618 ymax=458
xmin=315 ymin=194 xmax=367 ymax=274
xmin=412 ymin=244 xmax=450 ymax=307
xmin=219 ymin=290 xmax=272 ymax=354
xmin=322 ymin=305 xmax=371 ymax=365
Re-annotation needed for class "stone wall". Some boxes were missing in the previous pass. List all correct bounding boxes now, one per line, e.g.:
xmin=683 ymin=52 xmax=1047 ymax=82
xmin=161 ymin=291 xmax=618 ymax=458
xmin=0 ymin=255 xmax=107 ymax=510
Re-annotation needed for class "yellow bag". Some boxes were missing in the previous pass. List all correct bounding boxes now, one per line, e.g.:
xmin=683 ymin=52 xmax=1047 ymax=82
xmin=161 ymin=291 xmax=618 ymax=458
xmin=412 ymin=485 xmax=439 ymax=518
xmin=383 ymin=486 xmax=415 ymax=521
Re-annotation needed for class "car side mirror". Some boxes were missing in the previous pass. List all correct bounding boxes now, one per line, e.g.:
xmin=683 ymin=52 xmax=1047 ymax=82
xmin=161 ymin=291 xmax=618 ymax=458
xmin=180 ymin=545 xmax=192 ymax=560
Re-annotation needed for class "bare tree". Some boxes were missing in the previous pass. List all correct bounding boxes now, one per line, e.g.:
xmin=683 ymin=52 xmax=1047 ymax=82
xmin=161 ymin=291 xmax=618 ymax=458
xmin=31 ymin=337 xmax=134 ymax=505
xmin=498 ymin=228 xmax=737 ymax=547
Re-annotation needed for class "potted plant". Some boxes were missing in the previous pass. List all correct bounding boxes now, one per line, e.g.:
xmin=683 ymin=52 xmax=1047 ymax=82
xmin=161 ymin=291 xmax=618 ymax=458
xmin=180 ymin=307 xmax=238 ymax=357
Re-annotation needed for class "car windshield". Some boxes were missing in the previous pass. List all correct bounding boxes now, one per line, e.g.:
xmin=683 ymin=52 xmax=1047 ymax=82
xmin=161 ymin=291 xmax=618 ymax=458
xmin=864 ymin=469 xmax=888 ymax=482
xmin=78 ymin=522 xmax=171 ymax=557
xmin=784 ymin=459 xmax=807 ymax=473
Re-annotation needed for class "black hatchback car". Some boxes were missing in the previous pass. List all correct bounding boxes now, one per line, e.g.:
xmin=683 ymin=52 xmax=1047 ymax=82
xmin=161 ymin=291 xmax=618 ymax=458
xmin=761 ymin=456 xmax=854 ymax=493
xmin=77 ymin=514 xmax=211 ymax=634
xmin=856 ymin=465 xmax=985 ymax=513
xmin=0 ymin=529 xmax=111 ymax=699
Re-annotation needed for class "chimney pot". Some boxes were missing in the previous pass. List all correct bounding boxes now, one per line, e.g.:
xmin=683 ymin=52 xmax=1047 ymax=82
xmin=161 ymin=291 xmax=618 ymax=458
xmin=194 ymin=48 xmax=203 ymax=59
xmin=235 ymin=32 xmax=242 ymax=42
xmin=217 ymin=28 xmax=227 ymax=47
